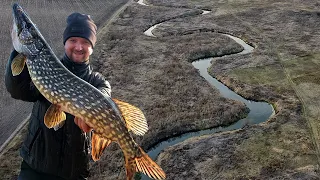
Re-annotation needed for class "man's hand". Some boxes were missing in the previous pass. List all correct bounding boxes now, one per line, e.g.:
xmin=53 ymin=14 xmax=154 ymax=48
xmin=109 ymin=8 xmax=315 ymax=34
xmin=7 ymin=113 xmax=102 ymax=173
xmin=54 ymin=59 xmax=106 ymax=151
xmin=74 ymin=117 xmax=92 ymax=133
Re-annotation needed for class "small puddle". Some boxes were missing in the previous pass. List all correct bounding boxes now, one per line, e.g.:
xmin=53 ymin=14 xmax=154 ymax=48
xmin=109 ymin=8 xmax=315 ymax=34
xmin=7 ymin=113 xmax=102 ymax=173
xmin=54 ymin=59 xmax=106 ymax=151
xmin=137 ymin=0 xmax=148 ymax=6
xmin=140 ymin=4 xmax=274 ymax=180
xmin=144 ymin=24 xmax=160 ymax=37
xmin=202 ymin=10 xmax=211 ymax=15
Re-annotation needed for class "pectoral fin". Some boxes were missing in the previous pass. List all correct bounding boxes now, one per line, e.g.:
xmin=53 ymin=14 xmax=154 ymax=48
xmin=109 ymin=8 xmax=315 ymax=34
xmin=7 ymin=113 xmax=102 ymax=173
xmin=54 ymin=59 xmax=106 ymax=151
xmin=112 ymin=98 xmax=148 ymax=136
xmin=44 ymin=104 xmax=66 ymax=128
xmin=91 ymin=132 xmax=112 ymax=161
xmin=11 ymin=53 xmax=26 ymax=76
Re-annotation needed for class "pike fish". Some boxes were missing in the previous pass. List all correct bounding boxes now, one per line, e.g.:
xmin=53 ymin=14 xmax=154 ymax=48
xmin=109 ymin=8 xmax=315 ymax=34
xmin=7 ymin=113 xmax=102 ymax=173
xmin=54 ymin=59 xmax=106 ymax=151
xmin=11 ymin=3 xmax=165 ymax=180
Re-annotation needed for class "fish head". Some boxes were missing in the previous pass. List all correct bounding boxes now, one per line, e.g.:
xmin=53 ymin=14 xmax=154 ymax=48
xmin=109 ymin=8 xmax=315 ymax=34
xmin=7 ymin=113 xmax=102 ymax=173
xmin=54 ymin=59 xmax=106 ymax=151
xmin=12 ymin=3 xmax=44 ymax=56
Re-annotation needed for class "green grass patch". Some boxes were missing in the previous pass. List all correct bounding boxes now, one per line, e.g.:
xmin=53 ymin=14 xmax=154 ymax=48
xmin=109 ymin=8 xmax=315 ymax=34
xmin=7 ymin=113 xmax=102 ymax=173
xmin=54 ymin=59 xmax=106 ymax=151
xmin=229 ymin=123 xmax=316 ymax=178
xmin=279 ymin=53 xmax=320 ymax=85
xmin=232 ymin=132 xmax=284 ymax=177
xmin=292 ymin=71 xmax=320 ymax=85
xmin=229 ymin=64 xmax=285 ymax=85
xmin=282 ymin=53 xmax=320 ymax=83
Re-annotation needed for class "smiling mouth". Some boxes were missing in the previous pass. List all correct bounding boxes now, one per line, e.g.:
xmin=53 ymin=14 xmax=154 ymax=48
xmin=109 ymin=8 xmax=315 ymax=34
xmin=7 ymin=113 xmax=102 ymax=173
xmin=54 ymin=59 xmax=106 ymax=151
xmin=74 ymin=51 xmax=84 ymax=55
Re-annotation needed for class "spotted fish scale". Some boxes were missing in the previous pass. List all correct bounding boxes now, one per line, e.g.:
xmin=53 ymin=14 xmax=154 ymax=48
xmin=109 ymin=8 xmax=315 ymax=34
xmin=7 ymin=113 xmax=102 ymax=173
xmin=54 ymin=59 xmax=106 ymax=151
xmin=11 ymin=3 xmax=165 ymax=180
xmin=25 ymin=15 xmax=140 ymax=159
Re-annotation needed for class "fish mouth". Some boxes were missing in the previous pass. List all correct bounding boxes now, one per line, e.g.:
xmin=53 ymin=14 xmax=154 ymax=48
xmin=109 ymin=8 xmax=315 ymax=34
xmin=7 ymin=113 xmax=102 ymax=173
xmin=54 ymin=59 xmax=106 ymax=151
xmin=12 ymin=3 xmax=44 ymax=47
xmin=12 ymin=3 xmax=24 ymax=34
xmin=12 ymin=3 xmax=34 ymax=36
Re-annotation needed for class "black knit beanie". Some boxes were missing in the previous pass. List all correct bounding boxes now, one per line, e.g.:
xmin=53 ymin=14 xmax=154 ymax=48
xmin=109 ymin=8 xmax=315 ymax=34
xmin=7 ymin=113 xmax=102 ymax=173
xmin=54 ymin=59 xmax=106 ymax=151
xmin=63 ymin=13 xmax=97 ymax=47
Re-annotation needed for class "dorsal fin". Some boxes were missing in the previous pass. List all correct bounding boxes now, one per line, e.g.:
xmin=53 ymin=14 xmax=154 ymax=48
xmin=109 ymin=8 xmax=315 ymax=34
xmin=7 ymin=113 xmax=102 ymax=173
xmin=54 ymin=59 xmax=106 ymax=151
xmin=112 ymin=98 xmax=148 ymax=136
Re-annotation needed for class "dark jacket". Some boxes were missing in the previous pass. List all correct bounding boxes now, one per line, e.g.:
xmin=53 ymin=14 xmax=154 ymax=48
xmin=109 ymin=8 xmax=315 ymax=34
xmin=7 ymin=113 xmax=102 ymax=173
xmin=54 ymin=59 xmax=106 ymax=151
xmin=5 ymin=50 xmax=111 ymax=179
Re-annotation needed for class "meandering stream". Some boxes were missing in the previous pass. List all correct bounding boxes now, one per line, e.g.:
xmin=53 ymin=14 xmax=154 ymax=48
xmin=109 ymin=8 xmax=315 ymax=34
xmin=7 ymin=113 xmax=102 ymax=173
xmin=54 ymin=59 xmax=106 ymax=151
xmin=138 ymin=1 xmax=274 ymax=179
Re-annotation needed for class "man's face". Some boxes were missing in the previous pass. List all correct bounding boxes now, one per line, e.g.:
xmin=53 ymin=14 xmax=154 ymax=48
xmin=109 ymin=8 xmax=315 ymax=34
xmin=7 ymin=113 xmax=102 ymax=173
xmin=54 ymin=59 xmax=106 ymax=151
xmin=64 ymin=37 xmax=93 ymax=63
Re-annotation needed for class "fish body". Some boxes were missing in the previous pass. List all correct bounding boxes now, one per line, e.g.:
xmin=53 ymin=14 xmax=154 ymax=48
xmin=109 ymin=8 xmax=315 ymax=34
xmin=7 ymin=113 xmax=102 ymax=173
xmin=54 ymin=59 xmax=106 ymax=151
xmin=11 ymin=3 xmax=165 ymax=180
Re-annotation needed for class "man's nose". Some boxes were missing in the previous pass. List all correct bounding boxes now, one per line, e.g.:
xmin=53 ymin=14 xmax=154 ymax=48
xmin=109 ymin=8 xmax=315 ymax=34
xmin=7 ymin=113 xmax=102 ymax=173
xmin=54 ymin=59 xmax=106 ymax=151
xmin=75 ymin=42 xmax=83 ymax=50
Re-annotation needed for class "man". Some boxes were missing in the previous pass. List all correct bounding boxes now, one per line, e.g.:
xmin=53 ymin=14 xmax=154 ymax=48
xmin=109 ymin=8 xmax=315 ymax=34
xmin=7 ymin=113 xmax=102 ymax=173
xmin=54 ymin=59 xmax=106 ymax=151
xmin=5 ymin=12 xmax=111 ymax=179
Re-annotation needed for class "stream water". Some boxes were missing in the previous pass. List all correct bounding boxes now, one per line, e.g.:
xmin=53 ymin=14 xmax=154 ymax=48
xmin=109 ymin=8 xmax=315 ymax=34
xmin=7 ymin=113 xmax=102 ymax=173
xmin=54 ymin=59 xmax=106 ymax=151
xmin=139 ymin=2 xmax=274 ymax=179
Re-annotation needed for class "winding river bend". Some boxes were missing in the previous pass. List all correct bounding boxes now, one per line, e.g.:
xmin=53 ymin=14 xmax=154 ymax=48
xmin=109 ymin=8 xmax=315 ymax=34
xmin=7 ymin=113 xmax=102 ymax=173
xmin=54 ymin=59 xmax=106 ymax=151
xmin=138 ymin=2 xmax=274 ymax=179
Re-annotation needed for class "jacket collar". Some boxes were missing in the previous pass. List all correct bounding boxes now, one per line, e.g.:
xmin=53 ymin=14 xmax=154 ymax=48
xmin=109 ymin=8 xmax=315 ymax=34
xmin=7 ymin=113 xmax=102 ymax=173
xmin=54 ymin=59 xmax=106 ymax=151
xmin=61 ymin=54 xmax=92 ymax=78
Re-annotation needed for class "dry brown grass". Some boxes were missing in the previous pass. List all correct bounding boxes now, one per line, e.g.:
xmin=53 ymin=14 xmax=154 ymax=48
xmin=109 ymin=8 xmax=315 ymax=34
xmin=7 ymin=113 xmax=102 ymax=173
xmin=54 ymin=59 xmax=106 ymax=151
xmin=0 ymin=125 xmax=27 ymax=179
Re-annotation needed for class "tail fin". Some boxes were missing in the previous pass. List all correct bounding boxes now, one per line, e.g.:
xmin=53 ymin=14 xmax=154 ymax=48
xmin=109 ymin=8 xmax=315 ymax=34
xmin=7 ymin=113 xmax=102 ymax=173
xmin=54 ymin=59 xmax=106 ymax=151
xmin=125 ymin=147 xmax=166 ymax=180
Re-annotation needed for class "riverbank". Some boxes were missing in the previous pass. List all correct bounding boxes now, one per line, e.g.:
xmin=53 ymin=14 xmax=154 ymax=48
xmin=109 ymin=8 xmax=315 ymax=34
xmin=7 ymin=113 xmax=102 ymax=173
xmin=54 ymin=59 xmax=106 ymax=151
xmin=89 ymin=0 xmax=320 ymax=179
xmin=88 ymin=2 xmax=250 ymax=179
xmin=151 ymin=0 xmax=320 ymax=179
xmin=1 ymin=0 xmax=320 ymax=179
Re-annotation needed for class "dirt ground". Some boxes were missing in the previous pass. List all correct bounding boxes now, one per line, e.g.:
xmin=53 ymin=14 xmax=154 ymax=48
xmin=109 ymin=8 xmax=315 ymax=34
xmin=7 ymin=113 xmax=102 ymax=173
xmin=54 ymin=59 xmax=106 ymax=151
xmin=1 ymin=0 xmax=320 ymax=179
